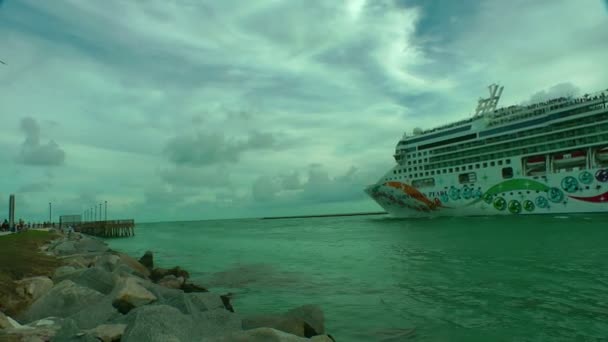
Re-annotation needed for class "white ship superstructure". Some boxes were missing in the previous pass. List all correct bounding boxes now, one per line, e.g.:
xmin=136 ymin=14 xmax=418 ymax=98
xmin=365 ymin=84 xmax=608 ymax=216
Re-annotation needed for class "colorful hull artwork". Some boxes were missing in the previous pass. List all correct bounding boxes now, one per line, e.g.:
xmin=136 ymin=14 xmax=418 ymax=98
xmin=365 ymin=168 xmax=608 ymax=217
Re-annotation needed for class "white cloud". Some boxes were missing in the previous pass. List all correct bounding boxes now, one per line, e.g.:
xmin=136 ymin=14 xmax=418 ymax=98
xmin=1 ymin=0 xmax=606 ymax=221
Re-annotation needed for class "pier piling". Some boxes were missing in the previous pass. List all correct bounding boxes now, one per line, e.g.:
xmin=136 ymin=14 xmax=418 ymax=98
xmin=76 ymin=220 xmax=135 ymax=238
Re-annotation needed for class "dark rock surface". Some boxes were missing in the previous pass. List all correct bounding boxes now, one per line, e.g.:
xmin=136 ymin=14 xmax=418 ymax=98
xmin=138 ymin=250 xmax=154 ymax=271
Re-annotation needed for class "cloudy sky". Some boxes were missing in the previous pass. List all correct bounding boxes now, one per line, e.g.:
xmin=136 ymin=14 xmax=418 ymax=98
xmin=1 ymin=0 xmax=607 ymax=222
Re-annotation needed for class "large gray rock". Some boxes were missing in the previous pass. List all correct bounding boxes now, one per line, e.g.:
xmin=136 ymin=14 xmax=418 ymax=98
xmin=285 ymin=304 xmax=325 ymax=335
xmin=63 ymin=255 xmax=94 ymax=269
xmin=54 ymin=240 xmax=78 ymax=255
xmin=18 ymin=280 xmax=105 ymax=324
xmin=116 ymin=253 xmax=151 ymax=278
xmin=242 ymin=315 xmax=318 ymax=338
xmin=112 ymin=277 xmax=157 ymax=314
xmin=53 ymin=318 xmax=100 ymax=342
xmin=93 ymin=253 xmax=122 ymax=272
xmin=242 ymin=304 xmax=325 ymax=338
xmin=74 ymin=237 xmax=110 ymax=253
xmin=158 ymin=275 xmax=185 ymax=289
xmin=66 ymin=266 xmax=118 ymax=295
xmin=119 ymin=304 xmax=195 ymax=342
xmin=53 ymin=265 xmax=78 ymax=280
xmin=208 ymin=327 xmax=334 ymax=342
xmin=14 ymin=276 xmax=54 ymax=302
xmin=69 ymin=296 xmax=121 ymax=329
xmin=0 ymin=311 xmax=21 ymax=329
xmin=0 ymin=317 xmax=64 ymax=341
xmin=138 ymin=251 xmax=154 ymax=272
xmin=88 ymin=323 xmax=127 ymax=342
xmin=194 ymin=308 xmax=243 ymax=338
xmin=189 ymin=293 xmax=226 ymax=313
xmin=153 ymin=290 xmax=224 ymax=315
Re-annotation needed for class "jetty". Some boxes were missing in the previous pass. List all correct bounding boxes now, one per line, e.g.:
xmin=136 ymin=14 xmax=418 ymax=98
xmin=75 ymin=220 xmax=135 ymax=238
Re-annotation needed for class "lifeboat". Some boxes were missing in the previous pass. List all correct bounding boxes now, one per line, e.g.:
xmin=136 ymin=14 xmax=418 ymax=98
xmin=525 ymin=155 xmax=545 ymax=167
xmin=597 ymin=147 xmax=608 ymax=162
xmin=554 ymin=150 xmax=586 ymax=166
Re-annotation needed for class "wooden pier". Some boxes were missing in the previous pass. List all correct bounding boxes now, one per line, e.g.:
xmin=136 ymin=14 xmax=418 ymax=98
xmin=76 ymin=220 xmax=135 ymax=238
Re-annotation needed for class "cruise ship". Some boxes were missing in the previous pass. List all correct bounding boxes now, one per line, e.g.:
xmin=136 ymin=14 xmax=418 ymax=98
xmin=365 ymin=84 xmax=608 ymax=217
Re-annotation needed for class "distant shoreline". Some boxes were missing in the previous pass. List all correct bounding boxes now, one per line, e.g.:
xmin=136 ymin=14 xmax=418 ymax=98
xmin=261 ymin=211 xmax=388 ymax=220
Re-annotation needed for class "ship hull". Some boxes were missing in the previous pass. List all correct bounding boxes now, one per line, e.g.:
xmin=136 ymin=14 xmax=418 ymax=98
xmin=365 ymin=167 xmax=608 ymax=217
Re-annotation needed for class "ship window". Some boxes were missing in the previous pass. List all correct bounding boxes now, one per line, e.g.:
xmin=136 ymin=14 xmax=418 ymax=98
xmin=506 ymin=159 xmax=511 ymax=164
xmin=490 ymin=161 xmax=495 ymax=166
xmin=431 ymin=171 xmax=435 ymax=175
xmin=468 ymin=165 xmax=473 ymax=170
xmin=407 ymin=161 xmax=411 ymax=165
xmin=502 ymin=167 xmax=513 ymax=179
xmin=475 ymin=164 xmax=480 ymax=169
xmin=424 ymin=158 xmax=428 ymax=162
xmin=412 ymin=177 xmax=435 ymax=188
xmin=459 ymin=172 xmax=477 ymax=184
xmin=393 ymin=171 xmax=396 ymax=174
xmin=498 ymin=160 xmax=503 ymax=166
xmin=483 ymin=162 xmax=488 ymax=168
xmin=449 ymin=168 xmax=453 ymax=173
xmin=425 ymin=172 xmax=429 ymax=176
xmin=455 ymin=167 xmax=460 ymax=172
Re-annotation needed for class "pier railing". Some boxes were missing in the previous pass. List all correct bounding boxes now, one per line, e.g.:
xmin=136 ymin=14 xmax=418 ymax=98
xmin=75 ymin=219 xmax=135 ymax=238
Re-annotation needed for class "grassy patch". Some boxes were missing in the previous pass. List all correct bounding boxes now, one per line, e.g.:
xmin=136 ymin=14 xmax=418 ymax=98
xmin=0 ymin=230 xmax=62 ymax=315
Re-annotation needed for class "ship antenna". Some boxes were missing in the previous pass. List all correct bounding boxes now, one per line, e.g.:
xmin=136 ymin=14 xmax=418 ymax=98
xmin=473 ymin=83 xmax=503 ymax=117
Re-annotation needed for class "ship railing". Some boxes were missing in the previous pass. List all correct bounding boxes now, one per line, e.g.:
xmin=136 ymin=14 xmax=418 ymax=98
xmin=487 ymin=92 xmax=607 ymax=127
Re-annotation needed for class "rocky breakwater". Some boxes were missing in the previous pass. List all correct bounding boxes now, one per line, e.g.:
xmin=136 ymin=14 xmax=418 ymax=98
xmin=0 ymin=232 xmax=336 ymax=341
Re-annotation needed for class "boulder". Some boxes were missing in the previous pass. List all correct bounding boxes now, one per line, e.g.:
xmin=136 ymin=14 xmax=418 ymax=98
xmin=220 ymin=293 xmax=234 ymax=312
xmin=93 ymin=253 xmax=122 ymax=272
xmin=14 ymin=276 xmax=54 ymax=302
xmin=54 ymin=240 xmax=78 ymax=255
xmin=117 ymin=253 xmax=151 ymax=278
xmin=209 ymin=327 xmax=334 ymax=342
xmin=151 ymin=266 xmax=189 ymax=282
xmin=74 ymin=237 xmax=110 ymax=253
xmin=69 ymin=296 xmax=121 ymax=329
xmin=195 ymin=308 xmax=243 ymax=338
xmin=112 ymin=277 xmax=157 ymax=314
xmin=53 ymin=265 xmax=78 ymax=280
xmin=62 ymin=255 xmax=94 ymax=269
xmin=88 ymin=323 xmax=127 ymax=342
xmin=158 ymin=275 xmax=185 ymax=289
xmin=242 ymin=315 xmax=318 ymax=338
xmin=66 ymin=267 xmax=118 ymax=295
xmin=0 ymin=317 xmax=64 ymax=341
xmin=151 ymin=290 xmax=224 ymax=316
xmin=0 ymin=311 xmax=21 ymax=329
xmin=285 ymin=304 xmax=325 ymax=335
xmin=52 ymin=318 xmax=100 ymax=342
xmin=242 ymin=304 xmax=325 ymax=338
xmin=119 ymin=304 xmax=195 ymax=342
xmin=190 ymin=292 xmax=225 ymax=312
xmin=181 ymin=281 xmax=209 ymax=293
xmin=138 ymin=251 xmax=154 ymax=272
xmin=18 ymin=280 xmax=105 ymax=324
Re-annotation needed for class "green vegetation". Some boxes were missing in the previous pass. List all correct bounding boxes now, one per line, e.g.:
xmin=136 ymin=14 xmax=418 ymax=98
xmin=0 ymin=230 xmax=61 ymax=315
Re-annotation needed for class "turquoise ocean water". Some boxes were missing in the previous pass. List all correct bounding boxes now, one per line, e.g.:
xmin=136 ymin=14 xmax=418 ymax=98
xmin=105 ymin=214 xmax=608 ymax=341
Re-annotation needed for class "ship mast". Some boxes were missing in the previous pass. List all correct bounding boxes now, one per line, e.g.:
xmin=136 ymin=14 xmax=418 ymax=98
xmin=474 ymin=83 xmax=503 ymax=117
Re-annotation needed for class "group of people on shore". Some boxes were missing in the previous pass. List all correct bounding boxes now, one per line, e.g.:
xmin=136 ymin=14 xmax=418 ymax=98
xmin=0 ymin=219 xmax=56 ymax=232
